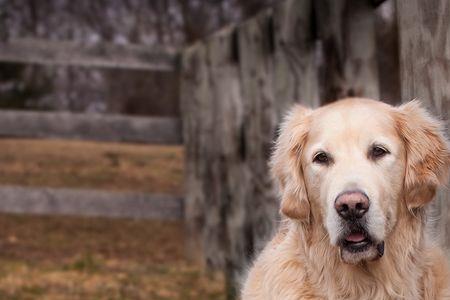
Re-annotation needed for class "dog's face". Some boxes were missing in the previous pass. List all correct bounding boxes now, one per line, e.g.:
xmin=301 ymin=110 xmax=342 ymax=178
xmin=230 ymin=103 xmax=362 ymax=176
xmin=303 ymin=100 xmax=405 ymax=263
xmin=272 ymin=98 xmax=450 ymax=264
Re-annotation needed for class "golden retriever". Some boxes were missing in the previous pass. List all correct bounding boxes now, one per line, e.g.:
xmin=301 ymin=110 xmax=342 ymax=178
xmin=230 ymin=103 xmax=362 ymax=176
xmin=241 ymin=98 xmax=450 ymax=299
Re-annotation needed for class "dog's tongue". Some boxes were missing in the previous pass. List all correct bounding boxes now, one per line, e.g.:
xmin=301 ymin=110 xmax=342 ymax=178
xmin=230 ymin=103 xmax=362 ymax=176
xmin=346 ymin=233 xmax=365 ymax=242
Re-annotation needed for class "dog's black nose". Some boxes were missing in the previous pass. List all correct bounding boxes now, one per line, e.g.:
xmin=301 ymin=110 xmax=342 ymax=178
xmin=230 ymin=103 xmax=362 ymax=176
xmin=334 ymin=191 xmax=369 ymax=220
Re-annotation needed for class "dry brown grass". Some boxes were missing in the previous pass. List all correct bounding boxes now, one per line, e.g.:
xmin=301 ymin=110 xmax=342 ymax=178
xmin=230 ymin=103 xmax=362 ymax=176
xmin=0 ymin=213 xmax=224 ymax=299
xmin=0 ymin=138 xmax=184 ymax=195
xmin=0 ymin=138 xmax=225 ymax=299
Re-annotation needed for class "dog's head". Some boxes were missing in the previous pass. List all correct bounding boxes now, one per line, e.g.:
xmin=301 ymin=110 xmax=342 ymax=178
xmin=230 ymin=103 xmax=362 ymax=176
xmin=271 ymin=98 xmax=450 ymax=264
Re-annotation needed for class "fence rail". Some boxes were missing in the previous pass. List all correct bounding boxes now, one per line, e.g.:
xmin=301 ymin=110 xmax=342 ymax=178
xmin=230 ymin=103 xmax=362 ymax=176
xmin=0 ymin=110 xmax=182 ymax=144
xmin=0 ymin=38 xmax=178 ymax=71
xmin=0 ymin=186 xmax=183 ymax=220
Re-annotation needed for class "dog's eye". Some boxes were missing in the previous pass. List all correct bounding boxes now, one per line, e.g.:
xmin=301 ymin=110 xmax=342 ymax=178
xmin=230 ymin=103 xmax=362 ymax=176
xmin=370 ymin=145 xmax=389 ymax=160
xmin=313 ymin=151 xmax=330 ymax=164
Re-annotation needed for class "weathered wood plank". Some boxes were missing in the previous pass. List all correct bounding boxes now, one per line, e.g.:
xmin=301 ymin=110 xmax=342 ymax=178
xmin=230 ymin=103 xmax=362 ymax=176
xmin=0 ymin=186 xmax=183 ymax=220
xmin=315 ymin=0 xmax=380 ymax=103
xmin=0 ymin=110 xmax=182 ymax=144
xmin=238 ymin=10 xmax=278 ymax=263
xmin=372 ymin=0 xmax=388 ymax=6
xmin=397 ymin=0 xmax=450 ymax=257
xmin=0 ymin=38 xmax=178 ymax=71
xmin=375 ymin=0 xmax=401 ymax=104
xmin=180 ymin=41 xmax=215 ymax=267
xmin=274 ymin=0 xmax=319 ymax=109
xmin=206 ymin=27 xmax=247 ymax=299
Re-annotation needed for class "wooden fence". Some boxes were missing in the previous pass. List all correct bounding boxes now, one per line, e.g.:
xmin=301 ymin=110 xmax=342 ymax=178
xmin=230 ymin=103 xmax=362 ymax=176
xmin=180 ymin=0 xmax=450 ymax=297
xmin=0 ymin=110 xmax=181 ymax=144
xmin=0 ymin=110 xmax=183 ymax=220
xmin=0 ymin=32 xmax=182 ymax=220
xmin=0 ymin=186 xmax=183 ymax=220
xmin=397 ymin=0 xmax=450 ymax=258
xmin=0 ymin=0 xmax=449 ymax=298
xmin=0 ymin=38 xmax=177 ymax=71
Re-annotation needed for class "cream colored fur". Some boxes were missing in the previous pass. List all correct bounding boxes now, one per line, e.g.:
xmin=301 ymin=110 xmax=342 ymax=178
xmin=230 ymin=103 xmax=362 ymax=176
xmin=241 ymin=98 xmax=450 ymax=300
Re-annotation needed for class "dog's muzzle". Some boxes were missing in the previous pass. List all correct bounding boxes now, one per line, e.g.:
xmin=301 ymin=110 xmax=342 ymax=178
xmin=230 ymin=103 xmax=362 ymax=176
xmin=335 ymin=190 xmax=384 ymax=261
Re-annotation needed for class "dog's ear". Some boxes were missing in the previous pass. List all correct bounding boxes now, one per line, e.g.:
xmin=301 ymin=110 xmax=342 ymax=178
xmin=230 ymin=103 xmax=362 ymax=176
xmin=395 ymin=100 xmax=450 ymax=209
xmin=271 ymin=105 xmax=312 ymax=221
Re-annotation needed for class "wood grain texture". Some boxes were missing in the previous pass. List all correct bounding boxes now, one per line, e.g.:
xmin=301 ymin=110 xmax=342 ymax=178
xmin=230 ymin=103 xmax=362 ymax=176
xmin=397 ymin=0 xmax=450 ymax=256
xmin=180 ymin=41 xmax=215 ymax=268
xmin=0 ymin=38 xmax=177 ymax=71
xmin=0 ymin=186 xmax=183 ymax=220
xmin=0 ymin=110 xmax=182 ymax=144
xmin=181 ymin=26 xmax=246 ymax=298
xmin=375 ymin=0 xmax=401 ymax=104
xmin=315 ymin=0 xmax=380 ymax=103
xmin=235 ymin=10 xmax=278 ymax=294
xmin=273 ymin=0 xmax=320 ymax=109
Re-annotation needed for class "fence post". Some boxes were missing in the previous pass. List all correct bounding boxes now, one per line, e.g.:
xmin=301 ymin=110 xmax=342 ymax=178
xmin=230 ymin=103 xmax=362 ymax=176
xmin=205 ymin=27 xmax=247 ymax=298
xmin=235 ymin=9 xmax=278 ymax=293
xmin=397 ymin=0 xmax=450 ymax=258
xmin=181 ymin=26 xmax=247 ymax=299
xmin=180 ymin=41 xmax=213 ymax=268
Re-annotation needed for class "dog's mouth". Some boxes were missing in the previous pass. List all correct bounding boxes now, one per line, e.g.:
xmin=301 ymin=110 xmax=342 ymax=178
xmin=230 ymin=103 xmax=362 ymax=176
xmin=338 ymin=227 xmax=384 ymax=264
xmin=342 ymin=231 xmax=372 ymax=252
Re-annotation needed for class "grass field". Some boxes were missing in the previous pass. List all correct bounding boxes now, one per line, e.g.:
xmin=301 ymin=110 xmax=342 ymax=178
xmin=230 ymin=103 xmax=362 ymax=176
xmin=0 ymin=138 xmax=184 ymax=195
xmin=0 ymin=138 xmax=225 ymax=299
xmin=0 ymin=214 xmax=224 ymax=299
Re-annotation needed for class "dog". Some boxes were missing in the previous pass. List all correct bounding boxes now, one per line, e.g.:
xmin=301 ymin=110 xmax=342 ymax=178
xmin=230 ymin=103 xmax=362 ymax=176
xmin=241 ymin=98 xmax=450 ymax=299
